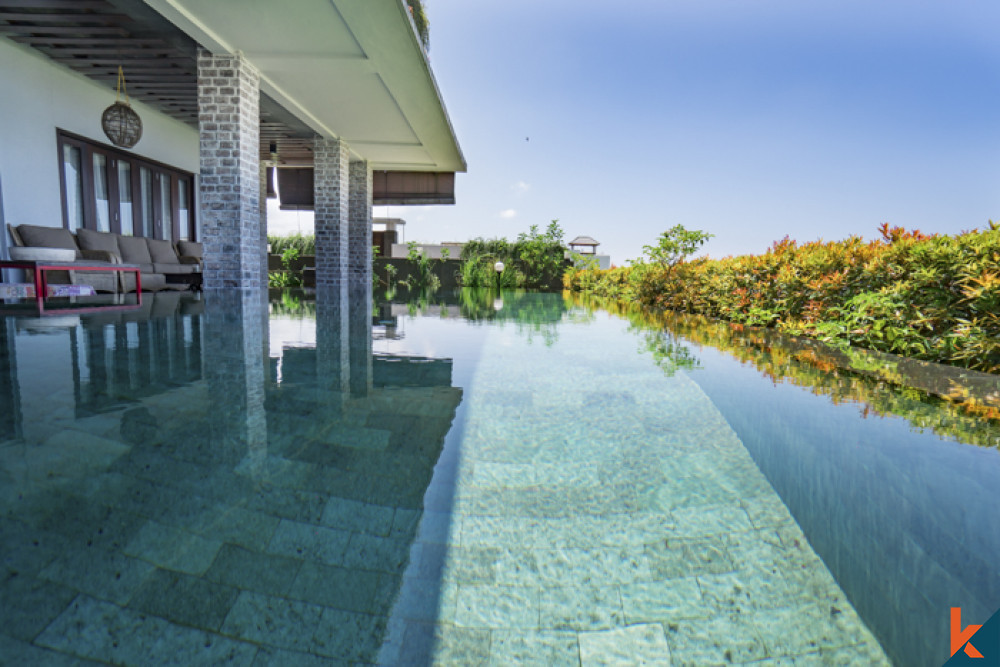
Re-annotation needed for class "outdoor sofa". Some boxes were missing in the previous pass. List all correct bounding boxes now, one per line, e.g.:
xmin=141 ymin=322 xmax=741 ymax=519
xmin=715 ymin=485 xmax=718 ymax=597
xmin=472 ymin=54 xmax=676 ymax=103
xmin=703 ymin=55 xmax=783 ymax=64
xmin=7 ymin=224 xmax=202 ymax=292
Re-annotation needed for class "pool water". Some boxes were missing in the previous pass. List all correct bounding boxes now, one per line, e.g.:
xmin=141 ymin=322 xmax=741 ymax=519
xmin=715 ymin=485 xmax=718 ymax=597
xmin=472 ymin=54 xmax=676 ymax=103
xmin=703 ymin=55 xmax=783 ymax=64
xmin=0 ymin=288 xmax=997 ymax=665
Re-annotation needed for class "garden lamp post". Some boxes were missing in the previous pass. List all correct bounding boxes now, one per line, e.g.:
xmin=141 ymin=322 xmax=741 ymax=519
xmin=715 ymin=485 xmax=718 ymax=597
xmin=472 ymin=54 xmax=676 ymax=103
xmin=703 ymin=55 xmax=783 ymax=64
xmin=494 ymin=261 xmax=504 ymax=291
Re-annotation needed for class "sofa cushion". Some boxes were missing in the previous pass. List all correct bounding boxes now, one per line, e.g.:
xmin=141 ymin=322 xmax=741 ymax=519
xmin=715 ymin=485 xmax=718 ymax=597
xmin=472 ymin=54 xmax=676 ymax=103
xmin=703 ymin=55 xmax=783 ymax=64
xmin=117 ymin=235 xmax=152 ymax=264
xmin=154 ymin=262 xmax=198 ymax=275
xmin=15 ymin=224 xmax=81 ymax=258
xmin=76 ymin=229 xmax=121 ymax=257
xmin=147 ymin=238 xmax=179 ymax=264
xmin=176 ymin=241 xmax=203 ymax=259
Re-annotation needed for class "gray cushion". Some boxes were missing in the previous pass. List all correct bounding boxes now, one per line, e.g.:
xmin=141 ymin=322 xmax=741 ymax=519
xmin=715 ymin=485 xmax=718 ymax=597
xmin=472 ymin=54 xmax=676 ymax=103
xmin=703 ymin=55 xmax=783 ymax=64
xmin=177 ymin=241 xmax=203 ymax=258
xmin=16 ymin=225 xmax=81 ymax=258
xmin=147 ymin=238 xmax=179 ymax=264
xmin=117 ymin=235 xmax=152 ymax=264
xmin=154 ymin=262 xmax=197 ymax=275
xmin=76 ymin=229 xmax=121 ymax=256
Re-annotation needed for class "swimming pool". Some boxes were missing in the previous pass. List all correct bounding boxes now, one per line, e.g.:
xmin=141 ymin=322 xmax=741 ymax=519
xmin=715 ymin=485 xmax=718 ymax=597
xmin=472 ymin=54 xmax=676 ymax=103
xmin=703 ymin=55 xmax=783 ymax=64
xmin=1 ymin=288 xmax=997 ymax=665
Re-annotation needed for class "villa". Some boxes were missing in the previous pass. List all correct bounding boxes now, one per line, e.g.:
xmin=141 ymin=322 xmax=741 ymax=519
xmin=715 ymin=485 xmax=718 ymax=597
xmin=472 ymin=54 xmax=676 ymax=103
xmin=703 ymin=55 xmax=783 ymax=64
xmin=1 ymin=3 xmax=997 ymax=666
xmin=0 ymin=0 xmax=465 ymax=290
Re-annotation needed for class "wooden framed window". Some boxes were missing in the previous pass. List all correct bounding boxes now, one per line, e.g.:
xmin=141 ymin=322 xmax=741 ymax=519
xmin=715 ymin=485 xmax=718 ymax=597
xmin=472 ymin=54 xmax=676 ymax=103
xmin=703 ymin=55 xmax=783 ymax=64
xmin=56 ymin=129 xmax=196 ymax=241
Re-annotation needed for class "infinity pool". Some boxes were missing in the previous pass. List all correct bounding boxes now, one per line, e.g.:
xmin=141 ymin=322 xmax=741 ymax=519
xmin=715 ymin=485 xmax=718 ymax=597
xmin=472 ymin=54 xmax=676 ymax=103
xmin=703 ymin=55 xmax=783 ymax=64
xmin=1 ymin=288 xmax=997 ymax=665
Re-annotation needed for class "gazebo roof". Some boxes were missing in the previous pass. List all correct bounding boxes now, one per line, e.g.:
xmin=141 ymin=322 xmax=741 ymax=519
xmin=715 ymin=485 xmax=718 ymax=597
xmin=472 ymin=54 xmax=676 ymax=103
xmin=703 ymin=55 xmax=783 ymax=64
xmin=569 ymin=236 xmax=600 ymax=247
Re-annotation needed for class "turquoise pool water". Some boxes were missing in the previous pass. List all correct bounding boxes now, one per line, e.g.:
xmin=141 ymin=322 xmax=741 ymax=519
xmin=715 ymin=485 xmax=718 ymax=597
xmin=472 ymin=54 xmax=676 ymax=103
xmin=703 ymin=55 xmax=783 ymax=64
xmin=1 ymin=288 xmax=997 ymax=665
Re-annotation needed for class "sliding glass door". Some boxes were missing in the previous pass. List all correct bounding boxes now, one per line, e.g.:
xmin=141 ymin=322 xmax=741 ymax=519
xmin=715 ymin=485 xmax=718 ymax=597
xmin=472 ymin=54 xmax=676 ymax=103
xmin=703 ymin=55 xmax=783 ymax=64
xmin=57 ymin=130 xmax=196 ymax=242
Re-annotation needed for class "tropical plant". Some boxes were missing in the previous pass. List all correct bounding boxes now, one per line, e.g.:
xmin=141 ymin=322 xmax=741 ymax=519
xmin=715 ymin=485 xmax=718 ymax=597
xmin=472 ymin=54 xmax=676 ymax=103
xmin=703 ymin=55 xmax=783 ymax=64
xmin=399 ymin=241 xmax=441 ymax=291
xmin=405 ymin=0 xmax=429 ymax=49
xmin=460 ymin=220 xmax=570 ymax=290
xmin=268 ymin=246 xmax=304 ymax=288
xmin=566 ymin=223 xmax=1000 ymax=373
xmin=641 ymin=224 xmax=714 ymax=274
xmin=268 ymin=233 xmax=315 ymax=257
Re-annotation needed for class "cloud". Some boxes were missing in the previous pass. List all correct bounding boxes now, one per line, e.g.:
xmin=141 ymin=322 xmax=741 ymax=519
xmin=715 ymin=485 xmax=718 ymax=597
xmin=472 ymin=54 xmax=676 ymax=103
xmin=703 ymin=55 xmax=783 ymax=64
xmin=499 ymin=209 xmax=518 ymax=219
xmin=511 ymin=181 xmax=531 ymax=195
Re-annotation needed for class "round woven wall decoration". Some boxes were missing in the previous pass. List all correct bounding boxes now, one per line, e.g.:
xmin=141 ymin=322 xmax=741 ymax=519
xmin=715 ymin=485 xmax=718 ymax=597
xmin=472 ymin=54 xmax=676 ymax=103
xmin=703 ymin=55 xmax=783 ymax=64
xmin=102 ymin=67 xmax=142 ymax=148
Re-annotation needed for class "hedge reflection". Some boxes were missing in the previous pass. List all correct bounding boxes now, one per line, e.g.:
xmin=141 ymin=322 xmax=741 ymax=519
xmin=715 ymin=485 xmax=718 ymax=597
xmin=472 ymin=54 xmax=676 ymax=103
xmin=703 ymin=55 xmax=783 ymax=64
xmin=568 ymin=292 xmax=1000 ymax=448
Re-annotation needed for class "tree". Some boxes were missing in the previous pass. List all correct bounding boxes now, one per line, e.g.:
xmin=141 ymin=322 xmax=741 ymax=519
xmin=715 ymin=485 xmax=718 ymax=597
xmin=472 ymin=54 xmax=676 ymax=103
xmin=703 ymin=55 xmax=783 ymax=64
xmin=643 ymin=224 xmax=714 ymax=273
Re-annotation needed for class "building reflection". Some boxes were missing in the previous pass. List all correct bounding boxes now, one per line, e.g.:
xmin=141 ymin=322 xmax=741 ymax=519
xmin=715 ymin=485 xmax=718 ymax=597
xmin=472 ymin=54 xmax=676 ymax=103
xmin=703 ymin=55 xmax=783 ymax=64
xmin=0 ymin=284 xmax=463 ymax=664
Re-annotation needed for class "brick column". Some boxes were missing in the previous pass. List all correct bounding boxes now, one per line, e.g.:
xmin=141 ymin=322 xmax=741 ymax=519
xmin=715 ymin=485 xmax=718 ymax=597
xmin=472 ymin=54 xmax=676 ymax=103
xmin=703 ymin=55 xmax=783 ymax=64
xmin=348 ymin=159 xmax=373 ymax=285
xmin=203 ymin=290 xmax=268 ymax=469
xmin=314 ymin=136 xmax=350 ymax=288
xmin=260 ymin=165 xmax=269 ymax=289
xmin=197 ymin=50 xmax=263 ymax=290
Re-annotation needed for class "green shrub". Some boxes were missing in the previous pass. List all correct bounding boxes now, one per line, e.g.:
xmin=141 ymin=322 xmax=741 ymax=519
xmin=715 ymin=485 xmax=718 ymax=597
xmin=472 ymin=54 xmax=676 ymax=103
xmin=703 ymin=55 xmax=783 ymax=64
xmin=268 ymin=233 xmax=315 ymax=257
xmin=566 ymin=223 xmax=1000 ymax=373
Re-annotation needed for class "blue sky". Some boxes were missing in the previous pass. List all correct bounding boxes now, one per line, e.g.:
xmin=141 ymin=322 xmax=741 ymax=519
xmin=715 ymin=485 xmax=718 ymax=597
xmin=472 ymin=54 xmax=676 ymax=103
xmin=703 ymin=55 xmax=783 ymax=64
xmin=372 ymin=0 xmax=1000 ymax=264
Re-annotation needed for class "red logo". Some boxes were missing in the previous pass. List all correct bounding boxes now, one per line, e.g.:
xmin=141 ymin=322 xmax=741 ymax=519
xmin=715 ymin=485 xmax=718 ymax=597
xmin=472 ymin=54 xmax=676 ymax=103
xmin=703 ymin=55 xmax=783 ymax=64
xmin=952 ymin=607 xmax=984 ymax=658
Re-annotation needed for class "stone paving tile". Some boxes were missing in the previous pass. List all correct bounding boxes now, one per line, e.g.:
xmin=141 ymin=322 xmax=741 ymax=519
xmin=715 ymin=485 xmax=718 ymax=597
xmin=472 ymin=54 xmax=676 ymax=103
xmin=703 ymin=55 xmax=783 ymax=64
xmin=442 ymin=546 xmax=502 ymax=584
xmin=620 ymin=577 xmax=708 ymax=624
xmin=288 ymin=560 xmax=379 ymax=613
xmin=637 ymin=474 xmax=743 ymax=513
xmin=390 ymin=622 xmax=491 ymax=667
xmin=751 ymin=603 xmax=874 ymax=658
xmin=246 ymin=486 xmax=329 ymax=524
xmin=665 ymin=613 xmax=769 ymax=665
xmin=312 ymin=606 xmax=386 ymax=662
xmin=38 ymin=545 xmax=155 ymax=605
xmin=535 ymin=547 xmax=652 ymax=586
xmin=644 ymin=537 xmax=736 ymax=579
xmin=30 ymin=500 xmax=147 ymax=553
xmin=124 ymin=519 xmax=223 ymax=576
xmin=205 ymin=543 xmax=302 ymax=597
xmin=578 ymin=623 xmax=673 ymax=666
xmin=455 ymin=584 xmax=539 ymax=629
xmin=488 ymin=629 xmax=580 ymax=666
xmin=0 ymin=632 xmax=104 ymax=666
xmin=127 ymin=567 xmax=239 ymax=631
xmin=220 ymin=590 xmax=324 ymax=655
xmin=0 ymin=517 xmax=72 ymax=578
xmin=743 ymin=493 xmax=798 ymax=530
xmin=251 ymin=645 xmax=349 ymax=666
xmin=185 ymin=505 xmax=281 ymax=551
xmin=0 ymin=574 xmax=78 ymax=642
xmin=672 ymin=503 xmax=755 ymax=538
xmin=37 ymin=594 xmax=258 ymax=665
xmin=538 ymin=584 xmax=624 ymax=631
xmin=388 ymin=576 xmax=458 ymax=624
xmin=320 ymin=497 xmax=394 ymax=536
xmin=266 ymin=519 xmax=351 ymax=566
xmin=340 ymin=531 xmax=411 ymax=574
xmin=805 ymin=640 xmax=891 ymax=665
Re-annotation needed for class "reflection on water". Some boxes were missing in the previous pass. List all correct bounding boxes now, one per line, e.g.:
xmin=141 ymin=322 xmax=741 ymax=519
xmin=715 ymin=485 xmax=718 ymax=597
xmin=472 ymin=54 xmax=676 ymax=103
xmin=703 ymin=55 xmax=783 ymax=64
xmin=0 ymin=288 xmax=463 ymax=663
xmin=571 ymin=293 xmax=1000 ymax=667
xmin=1 ymin=287 xmax=997 ymax=665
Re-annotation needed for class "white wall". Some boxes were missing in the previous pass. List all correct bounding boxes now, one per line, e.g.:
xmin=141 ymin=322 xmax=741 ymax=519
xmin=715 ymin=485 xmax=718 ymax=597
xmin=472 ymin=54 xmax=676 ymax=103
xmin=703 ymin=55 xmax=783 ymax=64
xmin=0 ymin=38 xmax=199 ymax=231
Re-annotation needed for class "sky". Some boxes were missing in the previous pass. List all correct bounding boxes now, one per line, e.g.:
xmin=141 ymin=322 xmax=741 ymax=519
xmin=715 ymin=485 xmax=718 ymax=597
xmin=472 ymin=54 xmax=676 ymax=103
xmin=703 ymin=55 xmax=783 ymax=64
xmin=275 ymin=0 xmax=1000 ymax=265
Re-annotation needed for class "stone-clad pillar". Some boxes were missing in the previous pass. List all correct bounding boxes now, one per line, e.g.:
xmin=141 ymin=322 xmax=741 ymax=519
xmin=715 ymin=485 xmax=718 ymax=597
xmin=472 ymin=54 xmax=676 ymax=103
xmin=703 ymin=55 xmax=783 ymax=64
xmin=348 ymin=159 xmax=373 ymax=285
xmin=314 ymin=136 xmax=350 ymax=288
xmin=197 ymin=49 xmax=263 ymax=290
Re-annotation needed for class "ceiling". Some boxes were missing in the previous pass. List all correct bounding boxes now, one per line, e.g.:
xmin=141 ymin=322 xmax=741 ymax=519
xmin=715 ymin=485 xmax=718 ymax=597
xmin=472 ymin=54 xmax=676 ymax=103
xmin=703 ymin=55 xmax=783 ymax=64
xmin=0 ymin=0 xmax=465 ymax=172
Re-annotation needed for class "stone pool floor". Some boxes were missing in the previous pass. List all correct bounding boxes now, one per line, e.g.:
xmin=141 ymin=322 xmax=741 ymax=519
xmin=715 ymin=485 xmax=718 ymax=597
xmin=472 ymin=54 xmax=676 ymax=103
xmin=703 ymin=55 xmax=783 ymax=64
xmin=379 ymin=319 xmax=891 ymax=665
xmin=0 ymin=311 xmax=891 ymax=665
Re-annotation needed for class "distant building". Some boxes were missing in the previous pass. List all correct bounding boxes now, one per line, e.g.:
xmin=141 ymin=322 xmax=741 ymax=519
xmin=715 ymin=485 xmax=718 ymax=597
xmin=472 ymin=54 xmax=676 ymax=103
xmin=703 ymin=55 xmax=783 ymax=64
xmin=568 ymin=236 xmax=611 ymax=269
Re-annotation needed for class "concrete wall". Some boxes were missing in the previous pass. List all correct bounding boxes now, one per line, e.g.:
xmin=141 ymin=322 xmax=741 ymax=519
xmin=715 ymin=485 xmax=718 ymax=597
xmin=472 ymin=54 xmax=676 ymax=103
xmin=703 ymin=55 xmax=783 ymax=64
xmin=0 ymin=38 xmax=199 ymax=233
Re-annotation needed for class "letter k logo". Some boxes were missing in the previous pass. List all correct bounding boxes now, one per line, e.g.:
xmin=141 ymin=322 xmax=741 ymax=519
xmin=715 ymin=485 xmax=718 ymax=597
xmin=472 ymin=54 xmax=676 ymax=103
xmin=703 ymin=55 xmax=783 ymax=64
xmin=952 ymin=607 xmax=984 ymax=658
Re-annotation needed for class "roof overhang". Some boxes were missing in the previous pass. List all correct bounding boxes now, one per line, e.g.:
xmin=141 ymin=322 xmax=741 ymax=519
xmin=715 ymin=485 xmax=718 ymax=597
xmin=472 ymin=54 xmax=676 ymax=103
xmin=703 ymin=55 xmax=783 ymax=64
xmin=141 ymin=0 xmax=466 ymax=173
